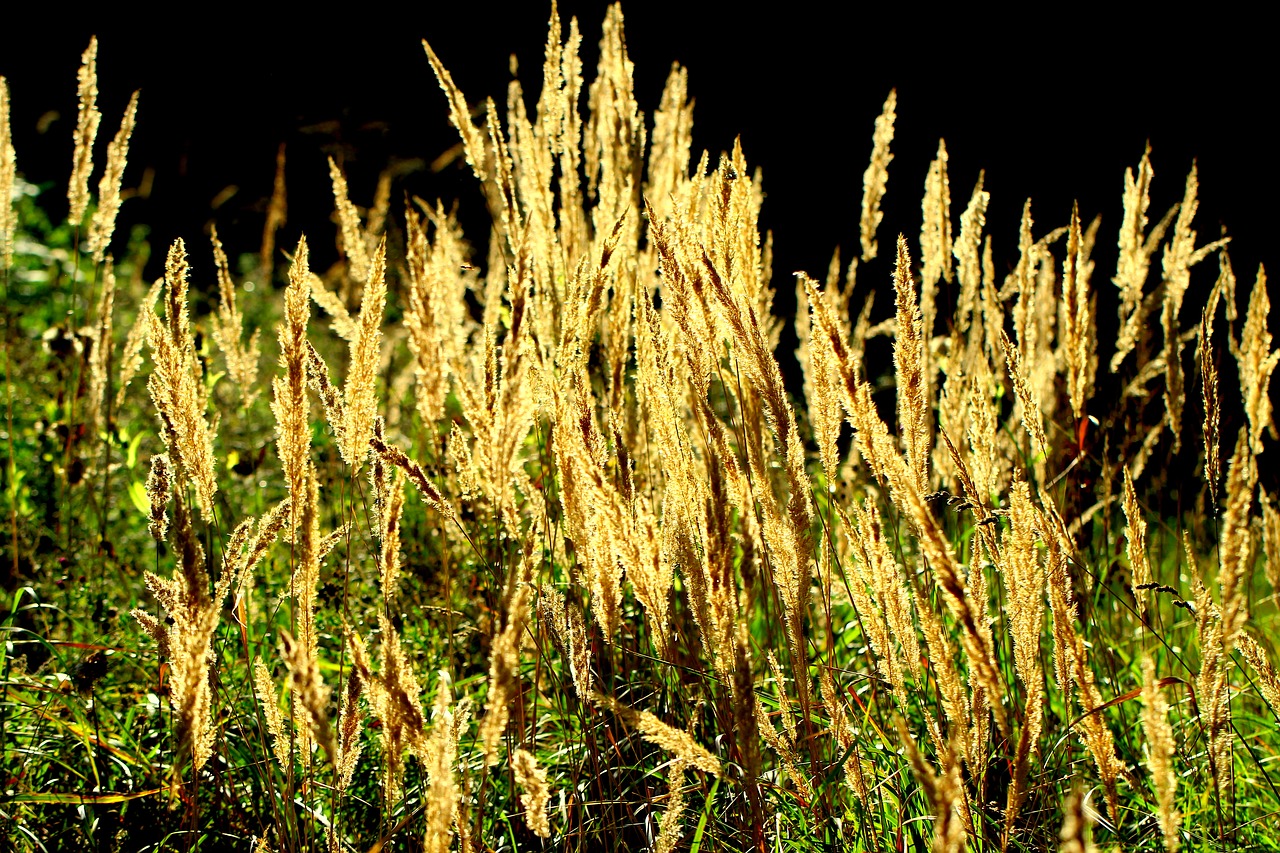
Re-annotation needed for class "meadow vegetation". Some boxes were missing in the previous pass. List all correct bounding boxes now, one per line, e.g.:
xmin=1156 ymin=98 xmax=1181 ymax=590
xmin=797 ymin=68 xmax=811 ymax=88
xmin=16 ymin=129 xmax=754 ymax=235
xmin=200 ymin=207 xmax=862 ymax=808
xmin=1 ymin=6 xmax=1279 ymax=851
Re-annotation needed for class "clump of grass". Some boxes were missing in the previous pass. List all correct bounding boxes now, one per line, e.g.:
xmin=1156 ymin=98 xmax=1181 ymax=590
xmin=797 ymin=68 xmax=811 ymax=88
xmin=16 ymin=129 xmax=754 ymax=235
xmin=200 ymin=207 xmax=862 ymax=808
xmin=2 ymin=6 xmax=1279 ymax=853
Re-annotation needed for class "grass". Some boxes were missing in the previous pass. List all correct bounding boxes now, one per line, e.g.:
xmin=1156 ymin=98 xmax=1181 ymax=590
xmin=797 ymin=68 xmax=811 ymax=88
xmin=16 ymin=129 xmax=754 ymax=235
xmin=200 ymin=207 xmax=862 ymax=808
xmin=2 ymin=5 xmax=1280 ymax=852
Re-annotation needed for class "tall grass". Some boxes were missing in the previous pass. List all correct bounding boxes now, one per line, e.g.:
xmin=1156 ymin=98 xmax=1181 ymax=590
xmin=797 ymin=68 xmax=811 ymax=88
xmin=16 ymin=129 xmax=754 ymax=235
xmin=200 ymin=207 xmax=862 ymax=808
xmin=2 ymin=6 xmax=1279 ymax=852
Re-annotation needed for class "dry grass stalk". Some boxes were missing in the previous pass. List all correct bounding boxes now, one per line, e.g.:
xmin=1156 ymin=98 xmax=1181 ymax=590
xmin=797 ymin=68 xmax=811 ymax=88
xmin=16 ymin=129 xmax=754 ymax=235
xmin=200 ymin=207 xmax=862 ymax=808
xmin=327 ymin=156 xmax=372 ymax=284
xmin=1058 ymin=788 xmax=1097 ymax=853
xmin=592 ymin=693 xmax=720 ymax=776
xmin=893 ymin=235 xmax=929 ymax=492
xmin=1061 ymin=203 xmax=1096 ymax=419
xmin=260 ymin=142 xmax=287 ymax=275
xmin=538 ymin=588 xmax=592 ymax=699
xmin=422 ymin=670 xmax=470 ymax=853
xmin=1235 ymin=265 xmax=1279 ymax=456
xmin=1122 ymin=467 xmax=1152 ymax=621
xmin=1264 ymin=494 xmax=1280 ymax=595
xmin=335 ymin=658 xmax=364 ymax=793
xmin=253 ymin=660 xmax=289 ymax=767
xmin=87 ymin=90 xmax=138 ymax=262
xmin=67 ymin=37 xmax=101 ymax=225
xmin=279 ymin=628 xmax=337 ymax=767
xmin=899 ymin=720 xmax=967 ymax=853
xmin=84 ymin=256 xmax=116 ymax=436
xmin=1112 ymin=145 xmax=1176 ymax=373
xmin=860 ymin=89 xmax=896 ymax=262
xmin=1159 ymin=164 xmax=1228 ymax=449
xmin=654 ymin=758 xmax=689 ymax=853
xmin=272 ymin=237 xmax=312 ymax=531
xmin=511 ymin=747 xmax=551 ymax=838
xmin=479 ymin=562 xmax=532 ymax=765
xmin=348 ymin=617 xmax=427 ymax=805
xmin=114 ymin=277 xmax=162 ymax=409
xmin=210 ymin=227 xmax=261 ymax=404
xmin=1141 ymin=655 xmax=1181 ymax=852
xmin=144 ymin=239 xmax=219 ymax=521
xmin=337 ymin=239 xmax=387 ymax=469
xmin=131 ymin=491 xmax=233 ymax=772
xmin=0 ymin=76 xmax=15 ymax=269
xmin=1200 ymin=285 xmax=1222 ymax=501
xmin=145 ymin=452 xmax=171 ymax=542
xmin=1001 ymin=480 xmax=1046 ymax=846
xmin=1238 ymin=632 xmax=1280 ymax=717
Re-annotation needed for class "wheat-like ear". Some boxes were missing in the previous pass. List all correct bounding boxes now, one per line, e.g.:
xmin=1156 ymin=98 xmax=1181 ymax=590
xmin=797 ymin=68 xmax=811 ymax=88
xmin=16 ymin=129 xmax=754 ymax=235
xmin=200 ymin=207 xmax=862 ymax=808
xmin=859 ymin=88 xmax=896 ymax=262
xmin=591 ymin=692 xmax=720 ymax=776
xmin=87 ymin=90 xmax=138 ymax=262
xmin=210 ymin=226 xmax=261 ymax=405
xmin=0 ymin=76 xmax=15 ymax=270
xmin=68 ymin=37 xmax=101 ymax=226
xmin=1141 ymin=655 xmax=1181 ymax=852
xmin=1122 ymin=467 xmax=1152 ymax=621
xmin=272 ymin=236 xmax=311 ymax=532
xmin=1236 ymin=265 xmax=1279 ymax=456
xmin=338 ymin=239 xmax=387 ymax=469
xmin=512 ymin=748 xmax=552 ymax=838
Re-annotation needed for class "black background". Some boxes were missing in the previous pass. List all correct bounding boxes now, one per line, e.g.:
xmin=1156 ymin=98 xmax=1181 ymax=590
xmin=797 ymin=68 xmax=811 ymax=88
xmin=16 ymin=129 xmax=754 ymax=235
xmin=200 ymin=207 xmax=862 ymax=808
xmin=1 ymin=4 xmax=1275 ymax=396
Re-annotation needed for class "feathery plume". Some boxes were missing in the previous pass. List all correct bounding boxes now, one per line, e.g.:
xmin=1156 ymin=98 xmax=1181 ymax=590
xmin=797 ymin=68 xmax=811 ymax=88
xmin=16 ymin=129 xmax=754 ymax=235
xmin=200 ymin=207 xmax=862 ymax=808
xmin=272 ymin=237 xmax=311 ymax=531
xmin=327 ymin=156 xmax=371 ymax=283
xmin=87 ymin=90 xmax=138 ymax=262
xmin=1200 ymin=287 xmax=1222 ymax=500
xmin=1141 ymin=656 xmax=1180 ymax=852
xmin=210 ymin=226 xmax=261 ymax=404
xmin=1236 ymin=265 xmax=1279 ymax=456
xmin=145 ymin=239 xmax=219 ymax=520
xmin=145 ymin=452 xmax=171 ymax=542
xmin=115 ymin=277 xmax=163 ymax=410
xmin=1062 ymin=203 xmax=1095 ymax=419
xmin=859 ymin=88 xmax=896 ymax=262
xmin=422 ymin=670 xmax=469 ymax=853
xmin=279 ymin=628 xmax=336 ymax=766
xmin=253 ymin=661 xmax=289 ymax=767
xmin=1 ymin=76 xmax=18 ymax=269
xmin=338 ymin=239 xmax=387 ymax=469
xmin=260 ymin=143 xmax=287 ymax=275
xmin=1058 ymin=788 xmax=1097 ymax=853
xmin=84 ymin=256 xmax=116 ymax=435
xmin=1123 ymin=467 xmax=1152 ymax=621
xmin=512 ymin=748 xmax=552 ymax=838
xmin=68 ymin=37 xmax=101 ymax=225
xmin=654 ymin=759 xmax=689 ymax=853
xmin=893 ymin=235 xmax=928 ymax=491
xmin=592 ymin=692 xmax=720 ymax=776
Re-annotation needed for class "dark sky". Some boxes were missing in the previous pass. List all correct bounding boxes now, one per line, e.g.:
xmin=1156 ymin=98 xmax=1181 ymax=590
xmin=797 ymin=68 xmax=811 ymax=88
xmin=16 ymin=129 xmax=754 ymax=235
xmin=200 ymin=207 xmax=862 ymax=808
xmin=2 ymin=5 xmax=1274 ymax=332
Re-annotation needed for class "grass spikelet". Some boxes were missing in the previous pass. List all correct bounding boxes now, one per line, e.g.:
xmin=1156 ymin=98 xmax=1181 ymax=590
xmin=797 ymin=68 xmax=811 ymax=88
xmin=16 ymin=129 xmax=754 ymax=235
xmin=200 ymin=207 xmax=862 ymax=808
xmin=1200 ymin=288 xmax=1222 ymax=500
xmin=1123 ymin=467 xmax=1152 ymax=621
xmin=1235 ymin=265 xmax=1278 ymax=456
xmin=145 ymin=452 xmax=171 ymax=542
xmin=479 ymin=574 xmax=530 ymax=765
xmin=1 ymin=76 xmax=18 ymax=269
xmin=253 ymin=660 xmax=289 ymax=767
xmin=84 ymin=256 xmax=116 ymax=435
xmin=131 ymin=491 xmax=229 ymax=772
xmin=370 ymin=435 xmax=456 ymax=521
xmin=86 ymin=90 xmax=138 ymax=262
xmin=512 ymin=747 xmax=552 ymax=838
xmin=145 ymin=239 xmax=219 ymax=520
xmin=422 ymin=39 xmax=489 ymax=183
xmin=327 ymin=156 xmax=372 ymax=283
xmin=422 ymin=670 xmax=468 ymax=853
xmin=1001 ymin=330 xmax=1049 ymax=461
xmin=348 ymin=616 xmax=426 ymax=805
xmin=210 ymin=226 xmax=261 ymax=405
xmin=272 ymin=237 xmax=311 ymax=531
xmin=67 ymin=37 xmax=101 ymax=225
xmin=279 ymin=628 xmax=337 ymax=766
xmin=260 ymin=142 xmax=287 ymax=274
xmin=1062 ymin=203 xmax=1095 ymax=419
xmin=654 ymin=758 xmax=689 ymax=853
xmin=860 ymin=88 xmax=896 ymax=262
xmin=591 ymin=692 xmax=720 ymax=776
xmin=1058 ymin=788 xmax=1097 ymax=853
xmin=1112 ymin=144 xmax=1175 ymax=373
xmin=115 ymin=277 xmax=162 ymax=409
xmin=1141 ymin=655 xmax=1180 ymax=852
xmin=893 ymin=234 xmax=928 ymax=491
xmin=338 ymin=239 xmax=387 ymax=469
xmin=899 ymin=721 xmax=966 ymax=853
